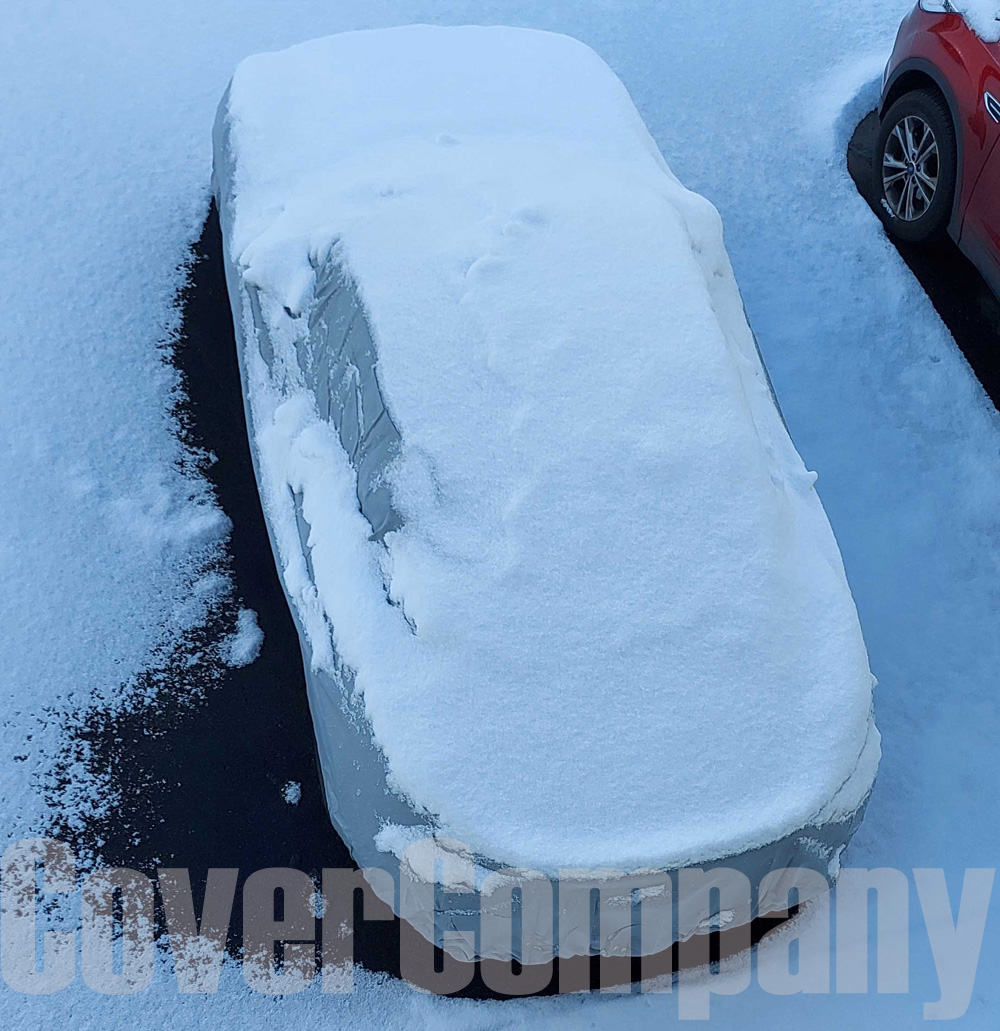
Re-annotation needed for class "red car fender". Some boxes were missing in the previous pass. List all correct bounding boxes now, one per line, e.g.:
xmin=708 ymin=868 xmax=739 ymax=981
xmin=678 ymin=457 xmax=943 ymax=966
xmin=882 ymin=5 xmax=1000 ymax=241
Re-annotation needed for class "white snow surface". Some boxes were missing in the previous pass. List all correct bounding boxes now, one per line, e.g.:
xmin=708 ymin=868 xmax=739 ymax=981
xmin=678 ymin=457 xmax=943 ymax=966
xmin=0 ymin=2 xmax=235 ymax=848
xmin=224 ymin=606 xmax=264 ymax=666
xmin=221 ymin=26 xmax=879 ymax=872
xmin=5 ymin=0 xmax=1000 ymax=1027
xmin=955 ymin=1 xmax=1000 ymax=41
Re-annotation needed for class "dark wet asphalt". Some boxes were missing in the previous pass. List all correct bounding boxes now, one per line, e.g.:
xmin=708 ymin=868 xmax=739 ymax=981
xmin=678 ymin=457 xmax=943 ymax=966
xmin=848 ymin=110 xmax=1000 ymax=410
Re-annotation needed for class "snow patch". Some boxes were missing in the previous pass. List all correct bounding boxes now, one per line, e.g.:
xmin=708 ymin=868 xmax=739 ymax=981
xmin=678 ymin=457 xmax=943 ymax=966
xmin=374 ymin=821 xmax=437 ymax=858
xmin=224 ymin=608 xmax=264 ymax=667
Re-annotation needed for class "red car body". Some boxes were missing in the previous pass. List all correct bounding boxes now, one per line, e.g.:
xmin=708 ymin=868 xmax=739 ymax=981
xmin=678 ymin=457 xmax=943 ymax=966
xmin=882 ymin=4 xmax=1000 ymax=289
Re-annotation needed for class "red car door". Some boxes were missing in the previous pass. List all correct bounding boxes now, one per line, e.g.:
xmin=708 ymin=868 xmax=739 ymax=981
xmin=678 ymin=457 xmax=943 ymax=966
xmin=959 ymin=51 xmax=1000 ymax=287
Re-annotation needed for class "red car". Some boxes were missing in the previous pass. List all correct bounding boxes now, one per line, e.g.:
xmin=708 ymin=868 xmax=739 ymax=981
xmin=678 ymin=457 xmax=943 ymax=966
xmin=877 ymin=2 xmax=1000 ymax=291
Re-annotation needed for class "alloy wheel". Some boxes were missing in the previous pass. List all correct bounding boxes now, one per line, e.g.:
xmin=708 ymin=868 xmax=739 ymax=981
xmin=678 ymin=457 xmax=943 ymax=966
xmin=882 ymin=115 xmax=939 ymax=221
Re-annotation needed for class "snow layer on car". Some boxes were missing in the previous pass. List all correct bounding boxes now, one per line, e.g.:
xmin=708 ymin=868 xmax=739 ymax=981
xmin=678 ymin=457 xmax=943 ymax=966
xmin=955 ymin=2 xmax=1000 ymax=42
xmin=217 ymin=25 xmax=879 ymax=873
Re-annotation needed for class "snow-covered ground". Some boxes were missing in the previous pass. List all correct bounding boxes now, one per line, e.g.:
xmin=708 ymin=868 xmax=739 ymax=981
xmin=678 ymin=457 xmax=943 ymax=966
xmin=2 ymin=0 xmax=998 ymax=1028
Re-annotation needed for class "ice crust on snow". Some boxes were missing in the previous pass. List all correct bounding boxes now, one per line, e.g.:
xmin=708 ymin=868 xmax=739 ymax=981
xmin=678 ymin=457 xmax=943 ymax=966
xmin=218 ymin=25 xmax=879 ymax=873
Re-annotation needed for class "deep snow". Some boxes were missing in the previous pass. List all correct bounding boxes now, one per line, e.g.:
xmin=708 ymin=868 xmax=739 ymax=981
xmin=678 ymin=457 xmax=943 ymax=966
xmin=2 ymin=0 xmax=999 ymax=1028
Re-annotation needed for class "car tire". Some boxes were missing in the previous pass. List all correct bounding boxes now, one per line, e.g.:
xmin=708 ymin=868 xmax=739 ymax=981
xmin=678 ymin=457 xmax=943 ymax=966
xmin=874 ymin=88 xmax=957 ymax=243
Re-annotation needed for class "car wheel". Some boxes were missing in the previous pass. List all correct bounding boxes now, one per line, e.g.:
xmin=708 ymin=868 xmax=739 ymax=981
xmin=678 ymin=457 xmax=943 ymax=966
xmin=874 ymin=88 xmax=957 ymax=243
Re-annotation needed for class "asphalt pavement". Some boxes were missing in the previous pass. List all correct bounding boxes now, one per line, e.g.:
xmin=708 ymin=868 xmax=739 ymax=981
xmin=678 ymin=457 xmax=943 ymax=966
xmin=848 ymin=109 xmax=1000 ymax=410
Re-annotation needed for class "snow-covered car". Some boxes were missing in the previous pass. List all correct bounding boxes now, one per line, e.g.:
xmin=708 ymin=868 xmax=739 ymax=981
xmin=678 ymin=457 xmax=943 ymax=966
xmin=212 ymin=25 xmax=880 ymax=963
